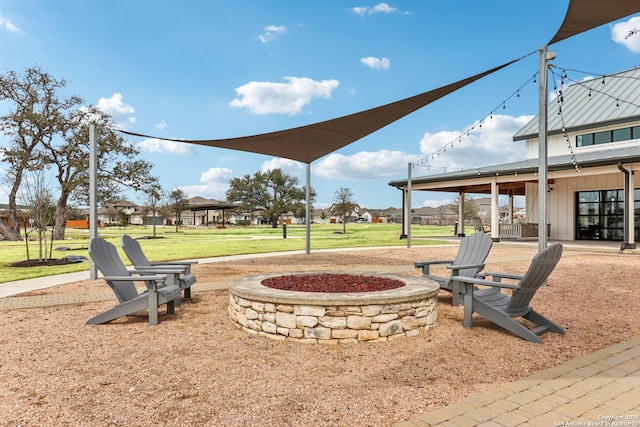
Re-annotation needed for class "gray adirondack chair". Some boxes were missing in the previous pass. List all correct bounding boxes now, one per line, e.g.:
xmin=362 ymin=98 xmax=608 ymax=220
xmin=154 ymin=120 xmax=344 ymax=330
xmin=414 ymin=232 xmax=492 ymax=306
xmin=452 ymin=242 xmax=565 ymax=344
xmin=87 ymin=237 xmax=183 ymax=326
xmin=121 ymin=234 xmax=197 ymax=299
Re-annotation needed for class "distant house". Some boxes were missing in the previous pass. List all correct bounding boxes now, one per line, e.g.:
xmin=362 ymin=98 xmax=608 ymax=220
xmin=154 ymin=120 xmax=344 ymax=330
xmin=96 ymin=201 xmax=139 ymax=226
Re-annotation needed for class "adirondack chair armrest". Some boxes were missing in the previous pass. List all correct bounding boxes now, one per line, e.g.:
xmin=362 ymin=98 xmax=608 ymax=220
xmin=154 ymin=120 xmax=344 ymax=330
xmin=150 ymin=261 xmax=198 ymax=267
xmin=446 ymin=262 xmax=485 ymax=272
xmin=132 ymin=264 xmax=188 ymax=274
xmin=481 ymin=271 xmax=524 ymax=282
xmin=414 ymin=260 xmax=452 ymax=275
xmin=103 ymin=275 xmax=166 ymax=292
xmin=148 ymin=261 xmax=197 ymax=274
xmin=130 ymin=268 xmax=186 ymax=275
xmin=451 ymin=275 xmax=521 ymax=290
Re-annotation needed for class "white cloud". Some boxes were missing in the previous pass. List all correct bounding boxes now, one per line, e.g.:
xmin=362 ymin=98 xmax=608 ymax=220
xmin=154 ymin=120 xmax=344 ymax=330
xmin=361 ymin=56 xmax=390 ymax=70
xmin=611 ymin=16 xmax=640 ymax=52
xmin=179 ymin=167 xmax=233 ymax=200
xmin=416 ymin=114 xmax=533 ymax=172
xmin=136 ymin=138 xmax=194 ymax=155
xmin=261 ymin=158 xmax=304 ymax=175
xmin=96 ymin=93 xmax=136 ymax=127
xmin=97 ymin=93 xmax=135 ymax=115
xmin=155 ymin=120 xmax=166 ymax=130
xmin=259 ymin=25 xmax=287 ymax=43
xmin=349 ymin=3 xmax=410 ymax=16
xmin=314 ymin=150 xmax=416 ymax=180
xmin=229 ymin=76 xmax=340 ymax=115
xmin=0 ymin=14 xmax=22 ymax=34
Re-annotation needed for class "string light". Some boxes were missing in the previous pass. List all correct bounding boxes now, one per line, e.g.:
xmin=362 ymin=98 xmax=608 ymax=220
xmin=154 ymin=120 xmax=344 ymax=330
xmin=549 ymin=68 xmax=581 ymax=173
xmin=550 ymin=66 xmax=640 ymax=109
xmin=412 ymin=64 xmax=639 ymax=175
xmin=411 ymin=72 xmax=538 ymax=169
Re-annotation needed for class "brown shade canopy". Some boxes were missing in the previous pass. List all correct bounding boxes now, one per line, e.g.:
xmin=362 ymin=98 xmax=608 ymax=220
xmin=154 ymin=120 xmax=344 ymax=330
xmin=119 ymin=0 xmax=640 ymax=164
xmin=548 ymin=0 xmax=640 ymax=45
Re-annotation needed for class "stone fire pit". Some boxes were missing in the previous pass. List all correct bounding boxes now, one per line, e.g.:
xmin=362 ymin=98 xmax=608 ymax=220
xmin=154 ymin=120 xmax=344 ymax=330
xmin=228 ymin=271 xmax=439 ymax=344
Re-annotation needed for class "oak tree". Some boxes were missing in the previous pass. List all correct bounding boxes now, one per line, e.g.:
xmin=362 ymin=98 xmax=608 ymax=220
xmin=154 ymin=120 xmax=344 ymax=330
xmin=0 ymin=66 xmax=81 ymax=240
xmin=226 ymin=169 xmax=313 ymax=228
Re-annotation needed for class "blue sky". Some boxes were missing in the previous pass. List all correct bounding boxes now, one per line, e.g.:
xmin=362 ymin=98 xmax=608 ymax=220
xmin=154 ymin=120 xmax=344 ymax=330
xmin=2 ymin=1 xmax=640 ymax=210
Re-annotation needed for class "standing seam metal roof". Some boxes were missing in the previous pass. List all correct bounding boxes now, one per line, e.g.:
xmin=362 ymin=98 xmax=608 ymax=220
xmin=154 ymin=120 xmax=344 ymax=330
xmin=514 ymin=67 xmax=640 ymax=140
xmin=388 ymin=145 xmax=640 ymax=188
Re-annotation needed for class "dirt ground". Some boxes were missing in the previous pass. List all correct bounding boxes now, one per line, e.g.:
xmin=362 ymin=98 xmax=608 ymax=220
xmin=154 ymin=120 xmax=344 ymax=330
xmin=0 ymin=242 xmax=639 ymax=426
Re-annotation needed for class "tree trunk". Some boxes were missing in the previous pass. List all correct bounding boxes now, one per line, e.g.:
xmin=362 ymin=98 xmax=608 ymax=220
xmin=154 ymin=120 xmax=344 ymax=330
xmin=0 ymin=222 xmax=21 ymax=241
xmin=2 ymin=169 xmax=24 ymax=241
xmin=53 ymin=197 xmax=68 ymax=240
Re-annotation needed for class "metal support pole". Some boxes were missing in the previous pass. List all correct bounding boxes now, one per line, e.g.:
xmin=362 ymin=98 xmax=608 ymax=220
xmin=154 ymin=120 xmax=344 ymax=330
xmin=491 ymin=179 xmax=499 ymax=242
xmin=538 ymin=46 xmax=555 ymax=252
xmin=458 ymin=192 xmax=465 ymax=237
xmin=305 ymin=163 xmax=311 ymax=254
xmin=407 ymin=162 xmax=412 ymax=248
xmin=89 ymin=124 xmax=98 ymax=280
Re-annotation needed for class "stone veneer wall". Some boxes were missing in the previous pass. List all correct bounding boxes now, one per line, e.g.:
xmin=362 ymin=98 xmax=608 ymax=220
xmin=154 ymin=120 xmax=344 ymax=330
xmin=228 ymin=294 xmax=438 ymax=344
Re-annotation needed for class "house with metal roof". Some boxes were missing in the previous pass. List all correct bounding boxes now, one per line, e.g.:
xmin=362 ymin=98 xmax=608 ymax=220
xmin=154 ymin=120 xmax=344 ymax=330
xmin=389 ymin=66 xmax=640 ymax=247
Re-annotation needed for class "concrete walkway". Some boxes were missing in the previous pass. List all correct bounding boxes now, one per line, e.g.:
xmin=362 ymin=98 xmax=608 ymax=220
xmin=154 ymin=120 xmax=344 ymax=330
xmin=1 ymin=244 xmax=640 ymax=426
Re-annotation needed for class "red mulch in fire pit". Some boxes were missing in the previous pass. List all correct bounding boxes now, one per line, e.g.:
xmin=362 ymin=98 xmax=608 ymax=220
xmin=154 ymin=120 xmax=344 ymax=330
xmin=261 ymin=273 xmax=405 ymax=293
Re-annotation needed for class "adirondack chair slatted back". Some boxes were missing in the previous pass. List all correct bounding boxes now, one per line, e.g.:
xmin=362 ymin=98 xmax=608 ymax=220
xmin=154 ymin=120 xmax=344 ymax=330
xmin=452 ymin=232 xmax=492 ymax=278
xmin=472 ymin=217 xmax=485 ymax=233
xmin=89 ymin=237 xmax=140 ymax=303
xmin=121 ymin=234 xmax=152 ymax=267
xmin=505 ymin=243 xmax=563 ymax=317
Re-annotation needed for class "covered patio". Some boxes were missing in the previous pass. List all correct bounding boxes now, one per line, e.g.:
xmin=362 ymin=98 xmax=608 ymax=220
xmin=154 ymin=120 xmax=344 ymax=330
xmin=389 ymin=147 xmax=640 ymax=245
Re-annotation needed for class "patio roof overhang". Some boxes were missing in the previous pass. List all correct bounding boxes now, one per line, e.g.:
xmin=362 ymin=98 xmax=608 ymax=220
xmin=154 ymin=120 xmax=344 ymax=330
xmin=389 ymin=146 xmax=640 ymax=196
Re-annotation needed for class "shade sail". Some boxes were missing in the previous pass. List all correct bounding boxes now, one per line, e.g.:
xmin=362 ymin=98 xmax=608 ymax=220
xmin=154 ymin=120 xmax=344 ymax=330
xmin=118 ymin=0 xmax=640 ymax=165
xmin=119 ymin=60 xmax=516 ymax=164
xmin=549 ymin=0 xmax=640 ymax=45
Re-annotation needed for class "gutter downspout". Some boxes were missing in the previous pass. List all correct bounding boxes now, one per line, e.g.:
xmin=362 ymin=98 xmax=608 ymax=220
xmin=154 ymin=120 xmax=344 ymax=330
xmin=617 ymin=163 xmax=636 ymax=251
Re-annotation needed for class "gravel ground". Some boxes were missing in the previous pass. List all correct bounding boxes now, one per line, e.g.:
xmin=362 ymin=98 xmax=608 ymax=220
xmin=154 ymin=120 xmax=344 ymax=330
xmin=1 ymin=243 xmax=639 ymax=426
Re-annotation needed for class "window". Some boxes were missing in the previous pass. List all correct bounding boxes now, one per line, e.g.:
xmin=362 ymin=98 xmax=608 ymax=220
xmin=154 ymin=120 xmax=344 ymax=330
xmin=577 ymin=125 xmax=640 ymax=147
xmin=576 ymin=190 xmax=624 ymax=240
xmin=576 ymin=134 xmax=593 ymax=147
xmin=594 ymin=131 xmax=611 ymax=144
xmin=613 ymin=128 xmax=631 ymax=142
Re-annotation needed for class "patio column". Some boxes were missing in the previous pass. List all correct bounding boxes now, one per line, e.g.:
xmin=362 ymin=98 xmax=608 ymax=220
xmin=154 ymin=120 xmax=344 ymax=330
xmin=508 ymin=194 xmax=514 ymax=224
xmin=402 ymin=186 xmax=409 ymax=240
xmin=491 ymin=179 xmax=500 ymax=242
xmin=628 ymin=184 xmax=636 ymax=248
xmin=458 ymin=192 xmax=465 ymax=237
xmin=619 ymin=163 xmax=636 ymax=249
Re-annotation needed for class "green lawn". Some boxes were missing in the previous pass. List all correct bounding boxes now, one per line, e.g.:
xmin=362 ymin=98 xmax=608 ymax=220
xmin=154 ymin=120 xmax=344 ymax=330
xmin=0 ymin=223 xmax=471 ymax=283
